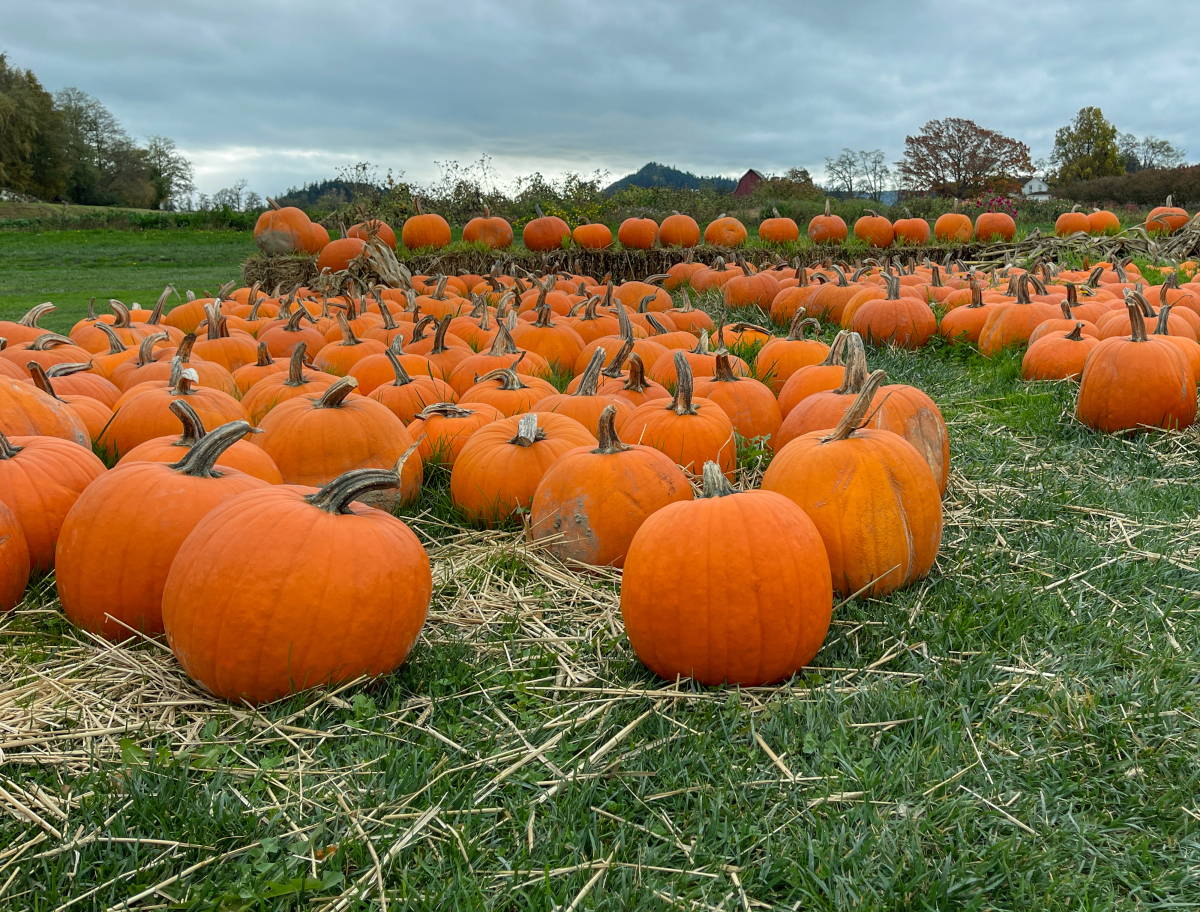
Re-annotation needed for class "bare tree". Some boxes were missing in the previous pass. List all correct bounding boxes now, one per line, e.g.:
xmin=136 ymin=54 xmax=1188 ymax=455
xmin=212 ymin=178 xmax=248 ymax=210
xmin=858 ymin=150 xmax=890 ymax=202
xmin=1139 ymin=136 xmax=1186 ymax=170
xmin=897 ymin=118 xmax=1032 ymax=196
xmin=824 ymin=148 xmax=859 ymax=197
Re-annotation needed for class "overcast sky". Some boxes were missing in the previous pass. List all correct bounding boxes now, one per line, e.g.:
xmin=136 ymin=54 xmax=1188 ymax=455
xmin=3 ymin=0 xmax=1195 ymax=197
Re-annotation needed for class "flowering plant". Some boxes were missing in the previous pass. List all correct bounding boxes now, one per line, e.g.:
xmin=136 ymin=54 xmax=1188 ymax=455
xmin=965 ymin=194 xmax=1019 ymax=218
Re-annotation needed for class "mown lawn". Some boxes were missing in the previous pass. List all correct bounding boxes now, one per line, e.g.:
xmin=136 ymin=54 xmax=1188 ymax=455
xmin=1 ymin=234 xmax=1199 ymax=910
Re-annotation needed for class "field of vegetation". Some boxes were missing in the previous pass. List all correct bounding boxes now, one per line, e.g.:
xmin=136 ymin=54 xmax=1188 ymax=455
xmin=2 ymin=227 xmax=1199 ymax=910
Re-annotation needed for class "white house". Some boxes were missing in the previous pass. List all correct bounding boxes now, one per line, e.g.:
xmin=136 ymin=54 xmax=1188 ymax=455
xmin=1022 ymin=177 xmax=1051 ymax=201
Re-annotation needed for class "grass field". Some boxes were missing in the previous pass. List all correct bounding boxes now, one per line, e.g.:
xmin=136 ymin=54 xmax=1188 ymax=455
xmin=2 ymin=231 xmax=1200 ymax=910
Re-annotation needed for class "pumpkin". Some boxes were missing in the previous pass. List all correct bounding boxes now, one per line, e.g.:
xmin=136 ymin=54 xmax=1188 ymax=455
xmin=348 ymin=219 xmax=397 ymax=250
xmin=537 ymin=347 xmax=634 ymax=436
xmin=366 ymin=348 xmax=456 ymax=423
xmin=572 ymin=221 xmax=613 ymax=250
xmin=1022 ymin=323 xmax=1099 ymax=381
xmin=754 ymin=315 xmax=829 ymax=394
xmin=777 ymin=331 xmax=849 ymax=418
xmin=462 ymin=206 xmax=514 ymax=249
xmin=254 ymin=200 xmax=314 ymax=255
xmin=43 ymin=362 xmax=121 ymax=408
xmin=0 ymin=302 xmax=56 ymax=346
xmin=853 ymin=210 xmax=894 ymax=248
xmin=27 ymin=362 xmax=112 ymax=442
xmin=401 ymin=200 xmax=452 ymax=249
xmin=255 ymin=376 xmax=422 ymax=504
xmin=408 ymin=316 xmax=473 ymax=380
xmin=0 ymin=374 xmax=88 ymax=446
xmin=2 ymin=333 xmax=93 ymax=377
xmin=621 ymin=461 xmax=832 ymax=685
xmin=1077 ymin=301 xmax=1197 ymax=432
xmin=937 ymin=281 xmax=994 ymax=345
xmin=116 ymin=333 xmax=236 ymax=395
xmin=646 ymin=330 xmax=748 ymax=389
xmin=258 ymin=307 xmax=328 ymax=359
xmin=703 ymin=214 xmax=748 ymax=247
xmin=622 ymin=351 xmax=737 ymax=478
xmin=1151 ymin=304 xmax=1200 ymax=376
xmin=0 ymin=499 xmax=28 ymax=611
xmin=769 ymin=269 xmax=827 ymax=323
xmin=850 ymin=274 xmax=937 ymax=350
xmin=0 ymin=430 xmax=105 ymax=573
xmin=523 ymin=205 xmax=571 ymax=252
xmin=978 ymin=275 xmax=1061 ymax=356
xmin=0 ymin=343 xmax=26 ymax=381
xmin=602 ymin=351 xmax=670 ymax=407
xmin=56 ymin=420 xmax=269 ymax=640
xmin=893 ymin=209 xmax=931 ymax=244
xmin=530 ymin=404 xmax=692 ymax=568
xmin=1028 ymin=300 xmax=1099 ymax=346
xmin=162 ymin=464 xmax=432 ymax=704
xmin=118 ymin=400 xmax=283 ymax=483
xmin=193 ymin=307 xmax=258 ymax=371
xmin=164 ymin=290 xmax=226 ymax=335
xmin=1055 ymin=206 xmax=1090 ymax=237
xmin=510 ymin=305 xmax=587 ymax=375
xmin=658 ymin=213 xmax=701 ymax=248
xmin=240 ymin=344 xmax=337 ymax=424
xmin=763 ymin=371 xmax=943 ymax=598
xmin=232 ymin=343 xmax=287 ymax=394
xmin=451 ymin=412 xmax=597 ymax=526
xmin=69 ymin=302 xmax=148 ymax=353
xmin=617 ymin=217 xmax=658 ymax=250
xmin=722 ymin=266 xmax=782 ymax=312
xmin=316 ymin=237 xmax=367 ymax=273
xmin=1087 ymin=208 xmax=1121 ymax=236
xmin=776 ymin=335 xmax=950 ymax=492
xmin=807 ymin=199 xmax=847 ymax=244
xmin=934 ymin=201 xmax=973 ymax=242
xmin=694 ymin=350 xmax=782 ymax=449
xmin=459 ymin=365 xmax=557 ymax=416
xmin=758 ymin=208 xmax=800 ymax=243
xmin=406 ymin=401 xmax=503 ymax=467
xmin=808 ymin=266 xmax=861 ymax=322
xmin=101 ymin=366 xmax=248 ymax=459
xmin=975 ymin=211 xmax=1016 ymax=242
xmin=313 ymin=314 xmax=387 ymax=376
xmin=1146 ymin=196 xmax=1188 ymax=236
xmin=446 ymin=324 xmax=551 ymax=394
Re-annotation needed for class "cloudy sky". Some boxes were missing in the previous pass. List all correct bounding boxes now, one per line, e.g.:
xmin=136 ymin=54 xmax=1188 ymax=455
xmin=3 ymin=0 xmax=1194 ymax=197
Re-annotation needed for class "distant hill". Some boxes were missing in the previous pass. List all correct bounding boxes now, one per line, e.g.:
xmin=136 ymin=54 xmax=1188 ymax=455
xmin=275 ymin=178 xmax=376 ymax=210
xmin=606 ymin=163 xmax=737 ymax=194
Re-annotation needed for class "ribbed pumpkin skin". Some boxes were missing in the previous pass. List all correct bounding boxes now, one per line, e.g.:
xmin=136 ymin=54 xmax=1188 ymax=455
xmin=1022 ymin=331 xmax=1100 ymax=381
xmin=99 ymin=387 xmax=248 ymax=459
xmin=406 ymin=404 xmax=504 ymax=467
xmin=621 ymin=396 xmax=737 ymax=478
xmin=0 ymin=377 xmax=89 ymax=447
xmin=450 ymin=413 xmax=596 ymax=527
xmin=529 ymin=439 xmax=692 ymax=568
xmin=0 ymin=500 xmax=30 ymax=611
xmin=620 ymin=489 xmax=833 ymax=685
xmin=1077 ymin=338 xmax=1197 ymax=432
xmin=0 ymin=435 xmax=106 ymax=573
xmin=55 ymin=461 xmax=268 ymax=639
xmin=118 ymin=436 xmax=284 ymax=484
xmin=162 ymin=486 xmax=432 ymax=704
xmin=762 ymin=428 xmax=943 ymax=598
xmin=255 ymin=394 xmax=422 ymax=501
xmin=658 ymin=214 xmax=700 ymax=247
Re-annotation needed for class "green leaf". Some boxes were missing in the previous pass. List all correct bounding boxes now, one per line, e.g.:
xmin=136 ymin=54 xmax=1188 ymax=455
xmin=119 ymin=738 xmax=146 ymax=765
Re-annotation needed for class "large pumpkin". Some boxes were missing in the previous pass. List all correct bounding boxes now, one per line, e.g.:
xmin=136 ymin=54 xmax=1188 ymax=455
xmin=162 ymin=465 xmax=432 ymax=704
xmin=763 ymin=372 xmax=943 ymax=598
xmin=0 ymin=375 xmax=89 ymax=447
xmin=530 ymin=405 xmax=692 ymax=568
xmin=658 ymin=213 xmax=701 ymax=248
xmin=406 ymin=402 xmax=503 ymax=467
xmin=617 ymin=217 xmax=658 ymax=250
xmin=347 ymin=219 xmax=396 ymax=250
xmin=933 ymin=202 xmax=972 ymax=243
xmin=758 ymin=208 xmax=800 ymax=243
xmin=975 ymin=211 xmax=1016 ymax=242
xmin=401 ymin=200 xmax=452 ymax=249
xmin=462 ymin=206 xmax=513 ymax=249
xmin=523 ymin=205 xmax=571 ymax=252
xmin=0 ymin=500 xmax=28 ymax=612
xmin=254 ymin=200 xmax=314 ymax=255
xmin=754 ymin=314 xmax=829 ymax=394
xmin=703 ymin=214 xmax=748 ymax=247
xmin=240 ymin=344 xmax=337 ymax=424
xmin=807 ymin=200 xmax=847 ymax=244
xmin=316 ymin=237 xmax=366 ymax=273
xmin=694 ymin=351 xmax=782 ymax=450
xmin=621 ymin=462 xmax=833 ymax=686
xmin=56 ymin=421 xmax=269 ymax=639
xmin=0 ymin=430 xmax=105 ymax=573
xmin=853 ymin=210 xmax=894 ymax=248
xmin=572 ymin=221 xmax=612 ymax=250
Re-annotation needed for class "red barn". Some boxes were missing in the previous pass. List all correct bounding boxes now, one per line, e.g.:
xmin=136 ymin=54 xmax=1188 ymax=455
xmin=734 ymin=169 xmax=765 ymax=197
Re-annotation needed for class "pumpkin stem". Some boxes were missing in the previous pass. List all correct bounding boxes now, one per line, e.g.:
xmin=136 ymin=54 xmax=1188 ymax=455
xmin=410 ymin=314 xmax=435 ymax=343
xmin=510 ymin=412 xmax=545 ymax=447
xmin=819 ymin=331 xmax=849 ymax=366
xmin=786 ymin=313 xmax=820 ymax=341
xmin=44 ymin=361 xmax=94 ymax=378
xmin=148 ymin=285 xmax=176 ymax=325
xmin=176 ymin=332 xmax=197 ymax=364
xmin=252 ymin=342 xmax=273 ymax=368
xmin=172 ymin=366 xmax=200 ymax=395
xmin=966 ymin=281 xmax=985 ymax=308
xmin=824 ymin=369 xmax=887 ymax=443
xmin=429 ymin=315 xmax=454 ymax=354
xmin=28 ymin=333 xmax=74 ymax=351
xmin=700 ymin=461 xmax=735 ymax=498
xmin=623 ymin=353 xmax=652 ymax=394
xmin=0 ymin=430 xmax=22 ymax=459
xmin=95 ymin=322 xmax=128 ymax=354
xmin=315 ymin=375 xmax=359 ymax=408
xmin=306 ymin=467 xmax=402 ymax=515
xmin=1155 ymin=303 xmax=1174 ymax=336
xmin=691 ymin=330 xmax=710 ymax=355
xmin=833 ymin=333 xmax=870 ymax=394
xmin=26 ymin=362 xmax=61 ymax=400
xmin=136 ymin=331 xmax=169 ymax=366
xmin=532 ymin=304 xmax=555 ymax=328
xmin=17 ymin=303 xmax=54 ymax=328
xmin=337 ymin=313 xmax=363 ymax=346
xmin=710 ymin=351 xmax=740 ymax=383
xmin=668 ymin=351 xmax=698 ymax=416
xmin=883 ymin=273 xmax=901 ymax=300
xmin=167 ymin=418 xmax=254 ymax=477
xmin=416 ymin=402 xmax=475 ymax=421
xmin=574 ymin=347 xmax=606 ymax=396
xmin=202 ymin=304 xmax=222 ymax=340
xmin=164 ymin=398 xmax=209 ymax=445
xmin=645 ymin=313 xmax=671 ymax=335
xmin=601 ymin=337 xmax=634 ymax=380
xmin=1065 ymin=322 xmax=1086 ymax=342
xmin=385 ymin=348 xmax=414 ymax=386
xmin=637 ymin=293 xmax=658 ymax=314
xmin=283 ymin=343 xmax=309 ymax=385
xmin=1059 ymin=300 xmax=1074 ymax=320
xmin=109 ymin=300 xmax=133 ymax=328
xmin=592 ymin=404 xmax=630 ymax=455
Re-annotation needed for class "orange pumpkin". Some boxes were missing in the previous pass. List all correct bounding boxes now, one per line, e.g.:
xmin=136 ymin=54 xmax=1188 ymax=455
xmin=617 ymin=217 xmax=658 ymax=250
xmin=366 ymin=348 xmax=456 ymax=423
xmin=703 ymin=214 xmax=748 ymax=247
xmin=893 ymin=210 xmax=931 ymax=244
xmin=1022 ymin=324 xmax=1099 ymax=381
xmin=853 ymin=210 xmax=894 ymax=248
xmin=162 ymin=464 xmax=432 ymax=704
xmin=975 ymin=211 xmax=1016 ymax=242
xmin=523 ymin=205 xmax=571 ymax=251
xmin=658 ymin=213 xmax=701 ymax=248
xmin=26 ymin=362 xmax=112 ymax=442
xmin=754 ymin=315 xmax=830 ymax=394
xmin=401 ymin=201 xmax=452 ymax=249
xmin=758 ymin=208 xmax=800 ymax=243
xmin=1146 ymin=196 xmax=1188 ymax=236
xmin=808 ymin=200 xmax=847 ymax=244
xmin=1087 ymin=208 xmax=1121 ymax=236
xmin=462 ymin=206 xmax=514 ymax=249
xmin=459 ymin=365 xmax=557 ymax=417
xmin=0 ymin=374 xmax=89 ymax=446
xmin=406 ymin=401 xmax=503 ymax=467
xmin=850 ymin=274 xmax=937 ymax=350
xmin=536 ymin=347 xmax=634 ymax=437
xmin=0 ymin=499 xmax=28 ymax=611
xmin=934 ymin=202 xmax=973 ymax=243
xmin=572 ymin=221 xmax=612 ymax=250
xmin=254 ymin=200 xmax=314 ymax=255
xmin=316 ymin=237 xmax=366 ymax=273
xmin=42 ymin=362 xmax=121 ymax=408
xmin=240 ymin=344 xmax=337 ymax=424
xmin=348 ymin=219 xmax=397 ymax=250
xmin=56 ymin=420 xmax=270 ymax=640
xmin=621 ymin=461 xmax=832 ymax=685
xmin=1055 ymin=206 xmax=1090 ymax=237
xmin=694 ymin=351 xmax=782 ymax=449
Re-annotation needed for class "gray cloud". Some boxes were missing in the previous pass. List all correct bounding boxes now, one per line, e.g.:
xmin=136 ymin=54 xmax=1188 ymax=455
xmin=3 ymin=0 xmax=1195 ymax=196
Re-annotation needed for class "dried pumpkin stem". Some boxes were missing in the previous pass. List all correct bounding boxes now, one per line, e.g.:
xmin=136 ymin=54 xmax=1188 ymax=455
xmin=601 ymin=338 xmax=634 ymax=379
xmin=416 ymin=402 xmax=475 ymax=420
xmin=0 ymin=430 xmax=22 ymax=459
xmin=95 ymin=322 xmax=128 ymax=354
xmin=510 ymin=412 xmax=545 ymax=447
xmin=314 ymin=375 xmax=359 ymax=408
xmin=337 ymin=313 xmax=362 ymax=346
xmin=44 ymin=361 xmax=94 ymax=378
xmin=574 ymin=347 xmax=606 ymax=396
xmin=823 ymin=370 xmax=888 ymax=443
xmin=593 ymin=404 xmax=630 ymax=455
xmin=1065 ymin=322 xmax=1087 ymax=342
xmin=28 ymin=333 xmax=74 ymax=351
xmin=26 ymin=363 xmax=60 ymax=400
xmin=668 ymin=351 xmax=698 ymax=416
xmin=19 ymin=302 xmax=55 ymax=327
xmin=475 ymin=366 xmax=528 ymax=391
xmin=137 ymin=331 xmax=169 ymax=366
xmin=700 ymin=461 xmax=734 ymax=498
xmin=307 ymin=468 xmax=401 ymax=515
xmin=168 ymin=419 xmax=254 ymax=478
xmin=284 ymin=343 xmax=308 ymax=385
xmin=833 ymin=333 xmax=869 ymax=394
xmin=252 ymin=342 xmax=273 ymax=367
xmin=109 ymin=300 xmax=133 ymax=328
xmin=385 ymin=349 xmax=414 ymax=386
xmin=167 ymin=399 xmax=208 ymax=445
xmin=786 ymin=312 xmax=820 ymax=341
xmin=171 ymin=367 xmax=200 ymax=395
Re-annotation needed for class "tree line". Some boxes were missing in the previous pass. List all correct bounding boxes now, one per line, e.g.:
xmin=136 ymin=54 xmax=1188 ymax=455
xmin=0 ymin=53 xmax=194 ymax=209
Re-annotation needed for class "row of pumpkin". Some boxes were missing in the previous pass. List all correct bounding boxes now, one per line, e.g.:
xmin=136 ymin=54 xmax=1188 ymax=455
xmin=253 ymin=197 xmax=1191 ymax=260
xmin=0 ymin=271 xmax=950 ymax=700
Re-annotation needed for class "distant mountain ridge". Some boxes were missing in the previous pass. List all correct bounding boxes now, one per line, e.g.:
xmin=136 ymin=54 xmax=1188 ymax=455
xmin=606 ymin=163 xmax=737 ymax=194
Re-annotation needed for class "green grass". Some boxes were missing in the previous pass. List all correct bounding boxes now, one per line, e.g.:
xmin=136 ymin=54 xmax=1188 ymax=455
xmin=3 ymin=241 xmax=1200 ymax=910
